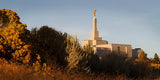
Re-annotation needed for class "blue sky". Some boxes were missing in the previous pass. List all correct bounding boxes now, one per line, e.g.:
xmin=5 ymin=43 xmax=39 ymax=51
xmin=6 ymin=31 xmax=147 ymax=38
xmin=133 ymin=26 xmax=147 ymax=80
xmin=1 ymin=0 xmax=160 ymax=58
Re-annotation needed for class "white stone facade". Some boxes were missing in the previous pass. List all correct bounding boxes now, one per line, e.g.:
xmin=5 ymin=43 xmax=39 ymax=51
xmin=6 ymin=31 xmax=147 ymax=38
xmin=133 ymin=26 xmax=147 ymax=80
xmin=81 ymin=11 xmax=132 ymax=57
xmin=132 ymin=48 xmax=144 ymax=58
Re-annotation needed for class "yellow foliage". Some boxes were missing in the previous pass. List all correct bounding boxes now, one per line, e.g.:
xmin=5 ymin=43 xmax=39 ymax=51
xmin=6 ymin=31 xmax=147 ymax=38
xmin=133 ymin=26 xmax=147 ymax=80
xmin=151 ymin=63 xmax=160 ymax=69
xmin=33 ymin=61 xmax=41 ymax=72
xmin=0 ymin=45 xmax=5 ymax=53
xmin=36 ymin=54 xmax=41 ymax=60
xmin=0 ymin=9 xmax=33 ymax=63
xmin=0 ymin=58 xmax=53 ymax=80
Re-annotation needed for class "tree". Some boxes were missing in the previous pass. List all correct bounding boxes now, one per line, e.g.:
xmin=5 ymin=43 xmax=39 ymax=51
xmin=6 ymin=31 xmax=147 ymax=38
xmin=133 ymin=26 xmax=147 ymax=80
xmin=144 ymin=53 xmax=147 ymax=59
xmin=0 ymin=9 xmax=33 ymax=63
xmin=140 ymin=51 xmax=145 ymax=60
xmin=154 ymin=53 xmax=159 ymax=63
xmin=82 ymin=45 xmax=99 ymax=71
xmin=66 ymin=35 xmax=83 ymax=70
xmin=65 ymin=35 xmax=99 ymax=72
xmin=31 ymin=26 xmax=68 ymax=66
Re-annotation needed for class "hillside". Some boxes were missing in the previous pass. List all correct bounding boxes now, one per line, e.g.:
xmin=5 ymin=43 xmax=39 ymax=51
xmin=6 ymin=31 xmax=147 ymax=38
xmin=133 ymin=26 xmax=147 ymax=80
xmin=0 ymin=9 xmax=160 ymax=80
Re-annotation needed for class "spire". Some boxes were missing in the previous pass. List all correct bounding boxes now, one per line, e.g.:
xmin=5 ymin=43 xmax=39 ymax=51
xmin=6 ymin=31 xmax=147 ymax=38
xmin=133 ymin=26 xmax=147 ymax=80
xmin=88 ymin=10 xmax=101 ymax=40
xmin=92 ymin=15 xmax=98 ymax=39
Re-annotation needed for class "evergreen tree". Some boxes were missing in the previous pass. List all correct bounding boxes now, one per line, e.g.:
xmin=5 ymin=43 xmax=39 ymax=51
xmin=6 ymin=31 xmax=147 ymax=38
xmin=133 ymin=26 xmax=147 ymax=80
xmin=154 ymin=53 xmax=159 ymax=63
xmin=31 ymin=26 xmax=67 ymax=66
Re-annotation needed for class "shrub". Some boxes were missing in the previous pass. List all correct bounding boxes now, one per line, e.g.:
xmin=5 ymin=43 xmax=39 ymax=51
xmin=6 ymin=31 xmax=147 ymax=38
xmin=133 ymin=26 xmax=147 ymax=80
xmin=31 ymin=26 xmax=68 ymax=66
xmin=94 ymin=52 xmax=151 ymax=78
xmin=0 ymin=9 xmax=33 ymax=64
xmin=65 ymin=35 xmax=99 ymax=72
xmin=153 ymin=53 xmax=159 ymax=63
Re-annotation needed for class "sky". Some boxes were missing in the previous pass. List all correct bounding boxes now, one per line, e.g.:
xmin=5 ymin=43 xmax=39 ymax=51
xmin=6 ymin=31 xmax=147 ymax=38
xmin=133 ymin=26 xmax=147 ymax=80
xmin=1 ymin=0 xmax=160 ymax=58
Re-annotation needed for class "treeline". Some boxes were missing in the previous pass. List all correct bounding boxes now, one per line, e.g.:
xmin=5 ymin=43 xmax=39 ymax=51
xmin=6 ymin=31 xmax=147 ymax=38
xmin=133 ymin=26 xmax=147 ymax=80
xmin=0 ymin=9 xmax=99 ymax=72
xmin=0 ymin=9 xmax=160 ymax=79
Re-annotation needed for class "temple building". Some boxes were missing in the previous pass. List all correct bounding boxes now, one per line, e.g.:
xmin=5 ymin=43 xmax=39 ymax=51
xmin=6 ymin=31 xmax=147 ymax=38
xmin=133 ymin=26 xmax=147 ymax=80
xmin=132 ymin=48 xmax=144 ymax=58
xmin=81 ymin=10 xmax=133 ymax=57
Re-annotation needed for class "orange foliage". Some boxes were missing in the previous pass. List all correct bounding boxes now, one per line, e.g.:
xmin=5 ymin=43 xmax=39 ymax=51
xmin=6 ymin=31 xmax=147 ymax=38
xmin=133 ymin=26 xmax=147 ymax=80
xmin=0 ymin=9 xmax=33 ymax=63
xmin=140 ymin=51 xmax=145 ymax=60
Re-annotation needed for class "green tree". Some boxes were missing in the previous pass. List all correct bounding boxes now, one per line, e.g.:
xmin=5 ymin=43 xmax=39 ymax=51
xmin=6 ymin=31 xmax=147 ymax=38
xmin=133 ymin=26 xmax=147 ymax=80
xmin=154 ymin=53 xmax=159 ymax=63
xmin=31 ymin=26 xmax=67 ymax=66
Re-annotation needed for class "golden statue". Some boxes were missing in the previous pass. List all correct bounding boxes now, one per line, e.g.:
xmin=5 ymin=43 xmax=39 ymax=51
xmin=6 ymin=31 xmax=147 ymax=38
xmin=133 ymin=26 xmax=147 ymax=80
xmin=94 ymin=10 xmax=96 ymax=16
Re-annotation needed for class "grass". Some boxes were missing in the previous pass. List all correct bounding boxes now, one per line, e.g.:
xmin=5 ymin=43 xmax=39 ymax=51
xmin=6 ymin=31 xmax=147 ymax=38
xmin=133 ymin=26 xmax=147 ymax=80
xmin=0 ymin=59 xmax=160 ymax=80
xmin=0 ymin=59 xmax=52 ymax=80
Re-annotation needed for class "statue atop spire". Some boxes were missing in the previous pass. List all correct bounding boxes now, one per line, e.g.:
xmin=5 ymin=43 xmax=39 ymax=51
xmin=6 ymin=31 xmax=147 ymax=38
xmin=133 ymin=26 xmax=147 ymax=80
xmin=94 ymin=10 xmax=96 ymax=17
xmin=87 ymin=9 xmax=101 ymax=40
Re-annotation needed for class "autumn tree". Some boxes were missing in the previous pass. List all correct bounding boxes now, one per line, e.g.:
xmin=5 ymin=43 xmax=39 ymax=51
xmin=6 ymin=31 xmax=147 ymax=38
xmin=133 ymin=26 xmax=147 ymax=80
xmin=0 ymin=35 xmax=12 ymax=60
xmin=0 ymin=9 xmax=34 ymax=63
xmin=154 ymin=53 xmax=159 ymax=63
xmin=140 ymin=51 xmax=147 ymax=60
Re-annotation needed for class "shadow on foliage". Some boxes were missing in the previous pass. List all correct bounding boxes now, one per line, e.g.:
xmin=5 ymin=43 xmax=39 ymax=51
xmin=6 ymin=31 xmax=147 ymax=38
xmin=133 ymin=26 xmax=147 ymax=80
xmin=31 ymin=26 xmax=68 ymax=66
xmin=94 ymin=52 xmax=152 ymax=78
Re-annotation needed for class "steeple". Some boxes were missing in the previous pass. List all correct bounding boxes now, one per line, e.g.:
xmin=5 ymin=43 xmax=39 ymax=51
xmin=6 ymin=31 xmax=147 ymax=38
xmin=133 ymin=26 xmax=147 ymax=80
xmin=81 ymin=10 xmax=108 ymax=48
xmin=88 ymin=10 xmax=101 ymax=40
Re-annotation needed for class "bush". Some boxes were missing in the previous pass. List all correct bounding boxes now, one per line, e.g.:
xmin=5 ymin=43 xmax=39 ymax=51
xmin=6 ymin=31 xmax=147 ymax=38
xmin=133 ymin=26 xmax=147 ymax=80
xmin=31 ymin=26 xmax=68 ymax=66
xmin=0 ymin=9 xmax=34 ymax=64
xmin=65 ymin=36 xmax=99 ymax=72
xmin=94 ymin=52 xmax=151 ymax=78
